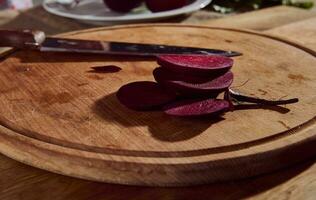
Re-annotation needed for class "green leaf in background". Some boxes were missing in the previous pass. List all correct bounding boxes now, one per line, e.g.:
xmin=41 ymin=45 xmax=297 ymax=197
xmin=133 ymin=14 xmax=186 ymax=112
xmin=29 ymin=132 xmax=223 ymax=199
xmin=208 ymin=0 xmax=314 ymax=13
xmin=288 ymin=1 xmax=314 ymax=9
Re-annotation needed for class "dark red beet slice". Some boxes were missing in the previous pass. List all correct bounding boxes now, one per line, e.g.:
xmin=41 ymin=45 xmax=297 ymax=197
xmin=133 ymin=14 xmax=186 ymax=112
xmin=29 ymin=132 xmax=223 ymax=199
xmin=157 ymin=70 xmax=234 ymax=95
xmin=153 ymin=67 xmax=214 ymax=84
xmin=103 ymin=0 xmax=143 ymax=13
xmin=164 ymin=99 xmax=230 ymax=117
xmin=145 ymin=0 xmax=188 ymax=12
xmin=157 ymin=55 xmax=233 ymax=76
xmin=117 ymin=81 xmax=176 ymax=110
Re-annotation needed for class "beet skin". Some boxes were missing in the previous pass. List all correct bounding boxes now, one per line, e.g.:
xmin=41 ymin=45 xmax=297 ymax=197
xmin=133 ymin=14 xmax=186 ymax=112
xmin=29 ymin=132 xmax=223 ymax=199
xmin=154 ymin=67 xmax=234 ymax=95
xmin=164 ymin=99 xmax=230 ymax=117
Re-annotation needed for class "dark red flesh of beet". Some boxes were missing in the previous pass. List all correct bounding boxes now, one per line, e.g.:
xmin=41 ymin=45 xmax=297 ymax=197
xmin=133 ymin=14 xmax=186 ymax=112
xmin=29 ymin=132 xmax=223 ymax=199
xmin=145 ymin=0 xmax=188 ymax=12
xmin=117 ymin=81 xmax=176 ymax=110
xmin=157 ymin=55 xmax=233 ymax=76
xmin=153 ymin=67 xmax=214 ymax=84
xmin=103 ymin=0 xmax=143 ymax=13
xmin=158 ymin=71 xmax=234 ymax=95
xmin=164 ymin=99 xmax=230 ymax=117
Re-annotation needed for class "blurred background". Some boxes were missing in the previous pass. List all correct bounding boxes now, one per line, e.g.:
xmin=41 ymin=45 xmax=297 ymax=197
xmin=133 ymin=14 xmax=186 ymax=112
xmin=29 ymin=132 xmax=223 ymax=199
xmin=0 ymin=0 xmax=314 ymax=11
xmin=0 ymin=0 xmax=314 ymax=35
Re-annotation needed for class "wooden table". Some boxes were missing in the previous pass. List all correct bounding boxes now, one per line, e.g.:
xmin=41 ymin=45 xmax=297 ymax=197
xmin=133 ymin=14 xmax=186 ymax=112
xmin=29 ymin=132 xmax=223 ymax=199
xmin=0 ymin=5 xmax=315 ymax=200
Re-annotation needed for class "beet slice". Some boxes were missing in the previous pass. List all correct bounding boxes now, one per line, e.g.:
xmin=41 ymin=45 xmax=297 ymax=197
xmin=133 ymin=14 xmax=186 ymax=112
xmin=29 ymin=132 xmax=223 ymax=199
xmin=117 ymin=81 xmax=176 ymax=110
xmin=164 ymin=99 xmax=230 ymax=117
xmin=153 ymin=67 xmax=214 ymax=84
xmin=157 ymin=55 xmax=233 ymax=76
xmin=157 ymin=70 xmax=234 ymax=95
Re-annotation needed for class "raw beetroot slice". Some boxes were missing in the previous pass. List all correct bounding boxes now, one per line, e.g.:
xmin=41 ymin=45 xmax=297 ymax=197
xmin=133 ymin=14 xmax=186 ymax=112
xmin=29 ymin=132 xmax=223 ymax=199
xmin=158 ymin=71 xmax=234 ymax=95
xmin=153 ymin=67 xmax=213 ymax=84
xmin=117 ymin=81 xmax=176 ymax=110
xmin=157 ymin=55 xmax=233 ymax=75
xmin=164 ymin=99 xmax=230 ymax=117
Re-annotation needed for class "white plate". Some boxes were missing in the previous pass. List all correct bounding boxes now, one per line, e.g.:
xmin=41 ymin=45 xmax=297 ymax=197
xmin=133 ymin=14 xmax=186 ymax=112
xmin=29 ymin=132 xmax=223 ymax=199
xmin=43 ymin=0 xmax=212 ymax=25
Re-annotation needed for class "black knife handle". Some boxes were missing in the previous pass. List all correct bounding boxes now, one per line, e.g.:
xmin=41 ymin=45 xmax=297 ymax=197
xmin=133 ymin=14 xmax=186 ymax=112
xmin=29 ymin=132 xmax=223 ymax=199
xmin=0 ymin=29 xmax=45 ymax=49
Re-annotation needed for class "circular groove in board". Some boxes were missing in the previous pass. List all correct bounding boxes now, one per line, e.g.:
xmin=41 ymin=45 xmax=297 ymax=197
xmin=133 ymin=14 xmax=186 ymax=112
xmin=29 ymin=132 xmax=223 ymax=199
xmin=0 ymin=24 xmax=315 ymax=186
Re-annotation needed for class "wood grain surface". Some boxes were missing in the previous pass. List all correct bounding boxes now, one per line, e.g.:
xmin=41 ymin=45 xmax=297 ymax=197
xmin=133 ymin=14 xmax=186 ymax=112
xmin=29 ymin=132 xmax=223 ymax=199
xmin=266 ymin=17 xmax=316 ymax=51
xmin=0 ymin=154 xmax=315 ymax=200
xmin=0 ymin=24 xmax=315 ymax=186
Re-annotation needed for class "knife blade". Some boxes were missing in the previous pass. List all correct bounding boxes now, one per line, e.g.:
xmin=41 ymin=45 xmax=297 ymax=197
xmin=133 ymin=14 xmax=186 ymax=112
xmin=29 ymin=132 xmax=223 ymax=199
xmin=0 ymin=29 xmax=242 ymax=57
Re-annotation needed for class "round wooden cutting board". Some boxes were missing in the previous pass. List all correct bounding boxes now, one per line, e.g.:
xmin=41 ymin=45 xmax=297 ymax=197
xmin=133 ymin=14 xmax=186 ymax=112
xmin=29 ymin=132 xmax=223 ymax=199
xmin=0 ymin=24 xmax=315 ymax=186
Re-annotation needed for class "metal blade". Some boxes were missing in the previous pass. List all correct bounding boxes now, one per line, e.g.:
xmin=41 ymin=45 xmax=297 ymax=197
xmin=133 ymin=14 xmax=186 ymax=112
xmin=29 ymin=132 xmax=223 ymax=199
xmin=40 ymin=37 xmax=242 ymax=57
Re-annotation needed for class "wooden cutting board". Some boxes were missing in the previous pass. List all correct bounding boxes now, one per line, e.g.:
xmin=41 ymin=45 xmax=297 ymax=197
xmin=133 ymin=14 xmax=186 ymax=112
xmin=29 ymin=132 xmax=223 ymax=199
xmin=0 ymin=24 xmax=315 ymax=186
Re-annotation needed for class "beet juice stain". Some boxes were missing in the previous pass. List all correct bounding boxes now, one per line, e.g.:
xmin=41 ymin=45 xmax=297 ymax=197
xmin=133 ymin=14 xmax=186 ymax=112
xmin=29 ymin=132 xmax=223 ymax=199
xmin=90 ymin=65 xmax=122 ymax=73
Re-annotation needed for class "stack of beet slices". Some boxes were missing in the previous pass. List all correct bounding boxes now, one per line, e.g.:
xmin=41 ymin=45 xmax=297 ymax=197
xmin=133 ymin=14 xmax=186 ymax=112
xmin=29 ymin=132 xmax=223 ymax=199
xmin=117 ymin=55 xmax=234 ymax=117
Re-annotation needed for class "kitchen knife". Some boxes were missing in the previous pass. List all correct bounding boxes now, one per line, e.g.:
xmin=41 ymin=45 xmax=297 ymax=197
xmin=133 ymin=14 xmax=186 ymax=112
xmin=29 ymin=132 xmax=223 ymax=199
xmin=0 ymin=29 xmax=242 ymax=57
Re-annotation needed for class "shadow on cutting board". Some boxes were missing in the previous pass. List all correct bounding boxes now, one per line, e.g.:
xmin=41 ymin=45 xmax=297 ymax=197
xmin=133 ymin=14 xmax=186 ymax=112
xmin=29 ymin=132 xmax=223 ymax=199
xmin=93 ymin=92 xmax=223 ymax=142
xmin=93 ymin=92 xmax=292 ymax=143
